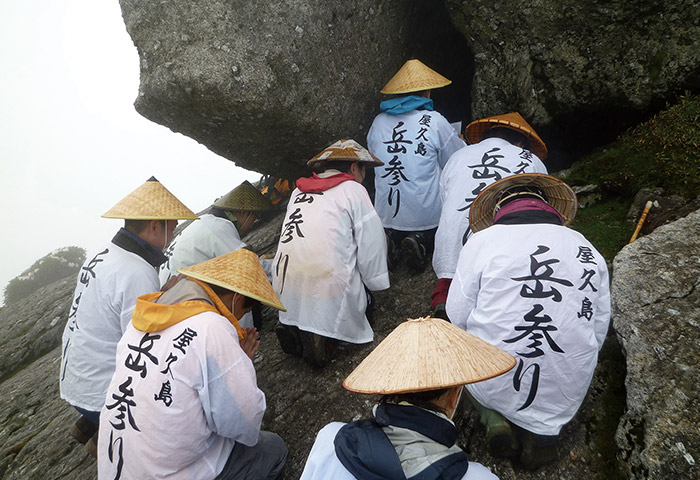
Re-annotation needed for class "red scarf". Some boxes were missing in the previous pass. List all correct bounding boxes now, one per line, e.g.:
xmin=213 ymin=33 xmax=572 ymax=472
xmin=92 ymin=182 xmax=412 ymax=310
xmin=296 ymin=173 xmax=355 ymax=193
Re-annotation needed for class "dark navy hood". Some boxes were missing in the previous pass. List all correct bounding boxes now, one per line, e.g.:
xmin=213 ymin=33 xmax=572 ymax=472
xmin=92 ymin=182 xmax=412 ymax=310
xmin=334 ymin=403 xmax=469 ymax=480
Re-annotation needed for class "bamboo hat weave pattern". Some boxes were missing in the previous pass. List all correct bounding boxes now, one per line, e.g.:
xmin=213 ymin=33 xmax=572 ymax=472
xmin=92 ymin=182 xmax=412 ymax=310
xmin=343 ymin=317 xmax=515 ymax=395
xmin=469 ymin=173 xmax=578 ymax=233
xmin=213 ymin=181 xmax=274 ymax=212
xmin=102 ymin=177 xmax=198 ymax=220
xmin=178 ymin=248 xmax=285 ymax=311
xmin=308 ymin=139 xmax=383 ymax=167
xmin=464 ymin=112 xmax=548 ymax=160
xmin=380 ymin=59 xmax=452 ymax=95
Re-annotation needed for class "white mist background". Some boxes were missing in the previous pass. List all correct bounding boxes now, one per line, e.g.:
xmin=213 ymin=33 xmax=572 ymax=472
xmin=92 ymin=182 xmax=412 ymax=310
xmin=0 ymin=0 xmax=259 ymax=304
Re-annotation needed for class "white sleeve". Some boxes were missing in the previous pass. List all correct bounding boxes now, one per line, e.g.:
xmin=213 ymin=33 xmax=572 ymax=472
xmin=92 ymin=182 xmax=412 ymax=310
xmin=300 ymin=423 xmax=353 ymax=480
xmin=446 ymin=242 xmax=481 ymax=331
xmin=437 ymin=116 xmax=466 ymax=169
xmin=464 ymin=461 xmax=500 ymax=479
xmin=201 ymin=322 xmax=266 ymax=446
xmin=353 ymin=191 xmax=390 ymax=291
xmin=119 ymin=269 xmax=159 ymax=333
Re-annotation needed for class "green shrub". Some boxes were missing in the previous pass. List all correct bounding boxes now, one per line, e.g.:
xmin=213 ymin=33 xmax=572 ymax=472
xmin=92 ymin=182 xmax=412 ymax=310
xmin=3 ymin=246 xmax=86 ymax=305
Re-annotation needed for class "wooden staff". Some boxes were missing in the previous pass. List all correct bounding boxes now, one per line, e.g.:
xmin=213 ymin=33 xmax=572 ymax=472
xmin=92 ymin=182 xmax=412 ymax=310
xmin=629 ymin=200 xmax=653 ymax=243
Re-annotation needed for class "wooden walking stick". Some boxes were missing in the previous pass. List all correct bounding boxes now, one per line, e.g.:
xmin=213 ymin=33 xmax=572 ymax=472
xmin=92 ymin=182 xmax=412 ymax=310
xmin=629 ymin=200 xmax=653 ymax=243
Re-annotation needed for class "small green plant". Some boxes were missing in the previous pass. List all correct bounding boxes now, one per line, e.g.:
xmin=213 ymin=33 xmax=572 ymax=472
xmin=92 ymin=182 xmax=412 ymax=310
xmin=565 ymin=93 xmax=699 ymax=261
xmin=565 ymin=92 xmax=700 ymax=199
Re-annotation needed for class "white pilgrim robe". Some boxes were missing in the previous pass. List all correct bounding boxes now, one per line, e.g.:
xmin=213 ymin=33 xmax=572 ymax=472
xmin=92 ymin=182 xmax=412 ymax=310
xmin=446 ymin=223 xmax=610 ymax=435
xmin=159 ymin=213 xmax=246 ymax=285
xmin=432 ymin=138 xmax=547 ymax=279
xmin=60 ymin=243 xmax=160 ymax=412
xmin=300 ymin=422 xmax=499 ymax=480
xmin=98 ymin=311 xmax=265 ymax=480
xmin=272 ymin=180 xmax=389 ymax=343
xmin=158 ymin=214 xmax=253 ymax=328
xmin=368 ymin=109 xmax=465 ymax=231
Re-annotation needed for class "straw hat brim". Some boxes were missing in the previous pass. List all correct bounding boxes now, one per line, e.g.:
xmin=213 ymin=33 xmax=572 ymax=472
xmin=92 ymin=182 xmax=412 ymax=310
xmin=102 ymin=179 xmax=198 ymax=220
xmin=308 ymin=139 xmax=384 ymax=167
xmin=469 ymin=173 xmax=578 ymax=233
xmin=213 ymin=181 xmax=274 ymax=212
xmin=464 ymin=113 xmax=548 ymax=160
xmin=178 ymin=249 xmax=286 ymax=311
xmin=380 ymin=59 xmax=452 ymax=95
xmin=343 ymin=317 xmax=515 ymax=395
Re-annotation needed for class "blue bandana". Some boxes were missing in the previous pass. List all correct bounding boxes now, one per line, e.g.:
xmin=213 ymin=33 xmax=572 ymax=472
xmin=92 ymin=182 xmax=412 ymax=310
xmin=380 ymin=95 xmax=434 ymax=115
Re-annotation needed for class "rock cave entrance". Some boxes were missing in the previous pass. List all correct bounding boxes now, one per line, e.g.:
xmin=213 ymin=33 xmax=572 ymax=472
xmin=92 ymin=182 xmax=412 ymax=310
xmin=406 ymin=0 xmax=474 ymax=130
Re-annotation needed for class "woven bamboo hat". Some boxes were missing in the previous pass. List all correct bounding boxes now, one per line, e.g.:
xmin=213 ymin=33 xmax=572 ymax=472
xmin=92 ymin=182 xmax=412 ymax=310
xmin=343 ymin=317 xmax=515 ymax=395
xmin=213 ymin=181 xmax=273 ymax=212
xmin=380 ymin=59 xmax=452 ymax=95
xmin=102 ymin=177 xmax=198 ymax=220
xmin=178 ymin=248 xmax=285 ymax=311
xmin=469 ymin=173 xmax=578 ymax=233
xmin=464 ymin=112 xmax=548 ymax=160
xmin=308 ymin=139 xmax=383 ymax=167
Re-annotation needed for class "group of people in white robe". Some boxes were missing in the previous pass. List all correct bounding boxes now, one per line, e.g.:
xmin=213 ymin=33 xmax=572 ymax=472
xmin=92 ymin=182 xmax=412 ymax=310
xmin=59 ymin=59 xmax=610 ymax=479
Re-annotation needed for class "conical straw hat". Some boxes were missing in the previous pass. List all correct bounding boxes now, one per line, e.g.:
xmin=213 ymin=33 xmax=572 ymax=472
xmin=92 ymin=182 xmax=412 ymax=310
xmin=178 ymin=248 xmax=285 ymax=311
xmin=343 ymin=317 xmax=515 ymax=395
xmin=102 ymin=177 xmax=198 ymax=220
xmin=469 ymin=173 xmax=578 ymax=233
xmin=213 ymin=181 xmax=274 ymax=212
xmin=464 ymin=112 xmax=548 ymax=160
xmin=380 ymin=59 xmax=452 ymax=95
xmin=308 ymin=139 xmax=383 ymax=167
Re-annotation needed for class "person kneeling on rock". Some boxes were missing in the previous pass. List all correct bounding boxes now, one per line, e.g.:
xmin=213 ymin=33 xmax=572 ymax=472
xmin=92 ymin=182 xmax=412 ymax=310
xmin=272 ymin=139 xmax=390 ymax=367
xmin=300 ymin=316 xmax=515 ymax=479
xmin=446 ymin=173 xmax=611 ymax=469
xmin=98 ymin=249 xmax=288 ymax=480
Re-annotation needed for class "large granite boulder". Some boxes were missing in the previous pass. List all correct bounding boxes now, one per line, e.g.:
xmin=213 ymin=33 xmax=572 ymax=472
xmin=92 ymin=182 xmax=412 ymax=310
xmin=612 ymin=208 xmax=699 ymax=478
xmin=118 ymin=0 xmax=472 ymax=177
xmin=444 ymin=0 xmax=700 ymax=164
xmin=119 ymin=0 xmax=698 ymax=174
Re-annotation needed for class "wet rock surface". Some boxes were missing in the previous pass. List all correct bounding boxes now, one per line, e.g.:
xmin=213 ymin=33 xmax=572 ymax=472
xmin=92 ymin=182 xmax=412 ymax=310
xmin=612 ymin=208 xmax=700 ymax=479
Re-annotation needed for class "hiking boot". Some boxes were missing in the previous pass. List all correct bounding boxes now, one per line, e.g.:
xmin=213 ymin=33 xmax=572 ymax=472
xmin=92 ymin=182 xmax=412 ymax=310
xmin=401 ymin=234 xmax=427 ymax=274
xmin=275 ymin=323 xmax=303 ymax=358
xmin=386 ymin=233 xmax=400 ymax=271
xmin=487 ymin=421 xmax=520 ymax=458
xmin=299 ymin=331 xmax=334 ymax=368
xmin=70 ymin=415 xmax=99 ymax=445
xmin=86 ymin=432 xmax=98 ymax=457
xmin=432 ymin=303 xmax=449 ymax=321
xmin=516 ymin=426 xmax=560 ymax=470
xmin=466 ymin=391 xmax=520 ymax=458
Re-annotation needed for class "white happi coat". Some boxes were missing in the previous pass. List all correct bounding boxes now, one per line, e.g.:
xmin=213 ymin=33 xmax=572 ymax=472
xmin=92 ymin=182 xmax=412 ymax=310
xmin=433 ymin=138 xmax=548 ymax=279
xmin=159 ymin=214 xmax=246 ymax=285
xmin=60 ymin=243 xmax=160 ymax=412
xmin=300 ymin=423 xmax=499 ymax=480
xmin=368 ymin=109 xmax=465 ymax=231
xmin=446 ymin=223 xmax=610 ymax=435
xmin=158 ymin=214 xmax=254 ymax=328
xmin=98 ymin=312 xmax=265 ymax=480
xmin=272 ymin=180 xmax=389 ymax=343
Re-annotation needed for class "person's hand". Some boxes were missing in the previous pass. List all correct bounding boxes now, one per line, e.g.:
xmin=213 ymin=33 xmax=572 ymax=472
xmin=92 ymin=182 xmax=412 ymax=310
xmin=161 ymin=274 xmax=184 ymax=292
xmin=240 ymin=327 xmax=260 ymax=360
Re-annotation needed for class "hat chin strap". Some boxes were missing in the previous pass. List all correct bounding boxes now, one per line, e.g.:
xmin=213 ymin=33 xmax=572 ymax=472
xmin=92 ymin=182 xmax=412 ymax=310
xmin=494 ymin=191 xmax=547 ymax=216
